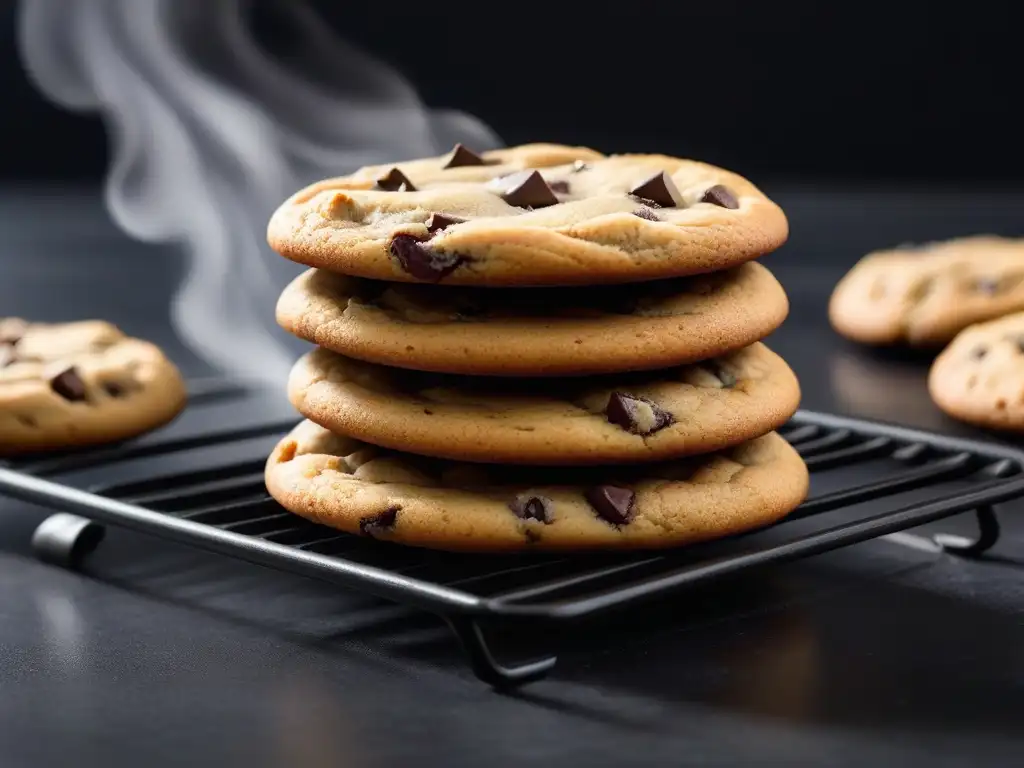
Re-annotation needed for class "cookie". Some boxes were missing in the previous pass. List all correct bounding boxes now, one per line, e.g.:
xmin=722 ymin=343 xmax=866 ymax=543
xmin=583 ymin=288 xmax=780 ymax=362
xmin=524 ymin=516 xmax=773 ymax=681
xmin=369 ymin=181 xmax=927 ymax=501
xmin=829 ymin=236 xmax=1024 ymax=346
xmin=276 ymin=262 xmax=789 ymax=377
xmin=266 ymin=420 xmax=808 ymax=552
xmin=287 ymin=343 xmax=800 ymax=465
xmin=928 ymin=311 xmax=1024 ymax=430
xmin=0 ymin=319 xmax=187 ymax=455
xmin=267 ymin=142 xmax=788 ymax=286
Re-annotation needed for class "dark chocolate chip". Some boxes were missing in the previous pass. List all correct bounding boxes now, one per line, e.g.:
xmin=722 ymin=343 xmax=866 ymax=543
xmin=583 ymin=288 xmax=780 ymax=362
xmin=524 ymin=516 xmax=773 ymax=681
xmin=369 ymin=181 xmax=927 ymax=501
xmin=103 ymin=381 xmax=125 ymax=398
xmin=0 ymin=319 xmax=28 ymax=345
xmin=972 ymin=345 xmax=989 ymax=360
xmin=605 ymin=392 xmax=673 ymax=436
xmin=442 ymin=143 xmax=488 ymax=169
xmin=0 ymin=344 xmax=14 ymax=368
xmin=701 ymin=184 xmax=739 ymax=209
xmin=704 ymin=362 xmax=738 ymax=388
xmin=584 ymin=485 xmax=635 ymax=525
xmin=629 ymin=171 xmax=683 ymax=208
xmin=375 ymin=167 xmax=416 ymax=192
xmin=548 ymin=180 xmax=570 ymax=194
xmin=49 ymin=366 xmax=87 ymax=402
xmin=974 ymin=277 xmax=1001 ymax=294
xmin=633 ymin=207 xmax=661 ymax=221
xmin=359 ymin=506 xmax=399 ymax=537
xmin=499 ymin=170 xmax=559 ymax=209
xmin=425 ymin=213 xmax=466 ymax=234
xmin=571 ymin=160 xmax=590 ymax=173
xmin=508 ymin=495 xmax=553 ymax=523
xmin=390 ymin=235 xmax=465 ymax=281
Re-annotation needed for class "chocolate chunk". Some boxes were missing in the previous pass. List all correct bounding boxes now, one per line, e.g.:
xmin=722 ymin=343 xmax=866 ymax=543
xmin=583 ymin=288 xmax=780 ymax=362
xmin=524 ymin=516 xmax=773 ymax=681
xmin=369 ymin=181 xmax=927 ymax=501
xmin=701 ymin=184 xmax=739 ymax=209
xmin=425 ymin=213 xmax=466 ymax=234
xmin=605 ymin=392 xmax=673 ymax=435
xmin=584 ymin=485 xmax=635 ymax=525
xmin=548 ymin=180 xmax=570 ymax=194
xmin=704 ymin=363 xmax=738 ymax=388
xmin=629 ymin=171 xmax=683 ymax=208
xmin=374 ymin=167 xmax=416 ymax=192
xmin=0 ymin=319 xmax=28 ymax=345
xmin=390 ymin=235 xmax=465 ymax=281
xmin=499 ymin=170 xmax=559 ymax=209
xmin=508 ymin=495 xmax=552 ymax=523
xmin=442 ymin=143 xmax=489 ymax=169
xmin=359 ymin=506 xmax=399 ymax=537
xmin=571 ymin=160 xmax=590 ymax=173
xmin=0 ymin=344 xmax=14 ymax=368
xmin=633 ymin=207 xmax=661 ymax=221
xmin=49 ymin=366 xmax=87 ymax=402
xmin=974 ymin=277 xmax=1001 ymax=294
xmin=972 ymin=345 xmax=989 ymax=360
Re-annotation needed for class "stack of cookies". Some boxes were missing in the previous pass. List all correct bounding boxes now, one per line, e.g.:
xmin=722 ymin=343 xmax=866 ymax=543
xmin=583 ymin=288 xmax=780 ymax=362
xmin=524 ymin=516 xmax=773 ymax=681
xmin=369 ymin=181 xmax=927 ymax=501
xmin=263 ymin=143 xmax=808 ymax=552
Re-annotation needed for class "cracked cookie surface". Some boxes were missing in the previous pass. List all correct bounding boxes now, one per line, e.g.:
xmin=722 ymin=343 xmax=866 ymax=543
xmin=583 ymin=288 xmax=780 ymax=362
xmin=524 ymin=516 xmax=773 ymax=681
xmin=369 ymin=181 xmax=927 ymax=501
xmin=276 ymin=262 xmax=789 ymax=376
xmin=287 ymin=343 xmax=800 ymax=465
xmin=265 ymin=420 xmax=808 ymax=552
xmin=0 ymin=318 xmax=187 ymax=455
xmin=267 ymin=143 xmax=788 ymax=286
xmin=928 ymin=312 xmax=1024 ymax=430
xmin=829 ymin=236 xmax=1024 ymax=346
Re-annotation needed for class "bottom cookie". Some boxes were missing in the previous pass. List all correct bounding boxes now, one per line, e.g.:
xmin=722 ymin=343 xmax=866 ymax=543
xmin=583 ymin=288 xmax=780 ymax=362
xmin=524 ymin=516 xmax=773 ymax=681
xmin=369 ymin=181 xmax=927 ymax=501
xmin=265 ymin=420 xmax=809 ymax=552
xmin=929 ymin=311 xmax=1024 ymax=431
xmin=1 ymin=318 xmax=187 ymax=455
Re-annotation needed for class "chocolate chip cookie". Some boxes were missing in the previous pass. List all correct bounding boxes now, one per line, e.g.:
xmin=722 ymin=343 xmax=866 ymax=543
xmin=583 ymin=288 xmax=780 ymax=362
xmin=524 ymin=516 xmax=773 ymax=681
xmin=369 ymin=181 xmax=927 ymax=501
xmin=829 ymin=236 xmax=1024 ymax=346
xmin=928 ymin=311 xmax=1024 ymax=430
xmin=287 ymin=343 xmax=800 ymax=465
xmin=0 ymin=319 xmax=187 ymax=454
xmin=276 ymin=262 xmax=789 ymax=376
xmin=267 ymin=143 xmax=788 ymax=286
xmin=265 ymin=420 xmax=808 ymax=552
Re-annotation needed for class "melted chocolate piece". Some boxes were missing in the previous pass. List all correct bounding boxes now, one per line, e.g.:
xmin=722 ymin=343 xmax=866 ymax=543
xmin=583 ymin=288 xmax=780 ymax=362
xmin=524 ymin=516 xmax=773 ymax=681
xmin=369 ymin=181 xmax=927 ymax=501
xmin=629 ymin=171 xmax=683 ymax=208
xmin=390 ymin=235 xmax=465 ymax=281
xmin=359 ymin=506 xmax=399 ymax=537
xmin=701 ymin=184 xmax=739 ymax=209
xmin=442 ymin=143 xmax=489 ymax=168
xmin=499 ymin=171 xmax=559 ymax=209
xmin=508 ymin=495 xmax=552 ymax=523
xmin=425 ymin=213 xmax=466 ymax=234
xmin=584 ymin=485 xmax=636 ymax=525
xmin=605 ymin=392 xmax=673 ymax=435
xmin=49 ymin=367 xmax=87 ymax=402
xmin=375 ymin=168 xmax=416 ymax=192
xmin=633 ymin=207 xmax=661 ymax=221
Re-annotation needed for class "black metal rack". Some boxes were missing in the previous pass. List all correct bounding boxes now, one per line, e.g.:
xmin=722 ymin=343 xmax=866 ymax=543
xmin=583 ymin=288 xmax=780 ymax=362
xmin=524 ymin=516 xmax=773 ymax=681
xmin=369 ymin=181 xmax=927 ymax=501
xmin=0 ymin=382 xmax=1020 ymax=688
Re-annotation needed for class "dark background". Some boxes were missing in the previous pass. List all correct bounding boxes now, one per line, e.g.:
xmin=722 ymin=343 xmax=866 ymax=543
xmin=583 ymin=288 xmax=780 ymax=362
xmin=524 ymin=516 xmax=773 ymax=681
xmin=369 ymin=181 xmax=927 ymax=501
xmin=1 ymin=1 xmax=1020 ymax=182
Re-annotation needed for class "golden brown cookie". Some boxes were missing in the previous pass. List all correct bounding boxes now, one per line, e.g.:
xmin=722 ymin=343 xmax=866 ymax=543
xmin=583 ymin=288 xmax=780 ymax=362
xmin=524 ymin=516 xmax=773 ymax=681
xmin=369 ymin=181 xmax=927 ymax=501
xmin=265 ymin=420 xmax=808 ymax=552
xmin=287 ymin=343 xmax=800 ymax=465
xmin=276 ymin=262 xmax=789 ymax=376
xmin=928 ymin=311 xmax=1024 ymax=430
xmin=829 ymin=236 xmax=1024 ymax=346
xmin=267 ymin=142 xmax=788 ymax=286
xmin=0 ymin=318 xmax=187 ymax=455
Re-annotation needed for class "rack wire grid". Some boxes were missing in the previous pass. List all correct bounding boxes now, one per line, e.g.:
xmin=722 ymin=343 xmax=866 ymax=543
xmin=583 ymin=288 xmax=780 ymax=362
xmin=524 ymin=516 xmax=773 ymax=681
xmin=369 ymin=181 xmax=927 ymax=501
xmin=0 ymin=379 xmax=1019 ymax=687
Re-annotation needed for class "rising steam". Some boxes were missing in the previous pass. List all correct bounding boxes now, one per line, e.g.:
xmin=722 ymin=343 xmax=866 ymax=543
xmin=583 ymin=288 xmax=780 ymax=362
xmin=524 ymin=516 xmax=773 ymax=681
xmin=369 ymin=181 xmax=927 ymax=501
xmin=18 ymin=0 xmax=500 ymax=384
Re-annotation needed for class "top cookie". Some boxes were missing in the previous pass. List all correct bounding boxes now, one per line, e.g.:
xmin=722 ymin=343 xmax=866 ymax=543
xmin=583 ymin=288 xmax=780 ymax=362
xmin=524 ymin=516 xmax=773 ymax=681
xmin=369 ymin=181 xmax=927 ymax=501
xmin=1 ymin=319 xmax=187 ymax=455
xmin=829 ymin=236 xmax=1024 ymax=346
xmin=267 ymin=143 xmax=788 ymax=286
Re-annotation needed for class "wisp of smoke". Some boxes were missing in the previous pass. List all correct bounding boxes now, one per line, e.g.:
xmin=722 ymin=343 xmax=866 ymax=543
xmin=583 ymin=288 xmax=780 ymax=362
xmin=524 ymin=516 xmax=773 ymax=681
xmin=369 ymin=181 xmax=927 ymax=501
xmin=17 ymin=0 xmax=500 ymax=384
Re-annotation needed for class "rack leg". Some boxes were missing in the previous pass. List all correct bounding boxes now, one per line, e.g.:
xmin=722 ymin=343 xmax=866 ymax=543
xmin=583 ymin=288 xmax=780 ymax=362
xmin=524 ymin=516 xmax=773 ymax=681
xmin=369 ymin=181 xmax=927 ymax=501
xmin=933 ymin=505 xmax=1001 ymax=558
xmin=445 ymin=618 xmax=557 ymax=689
xmin=31 ymin=513 xmax=105 ymax=569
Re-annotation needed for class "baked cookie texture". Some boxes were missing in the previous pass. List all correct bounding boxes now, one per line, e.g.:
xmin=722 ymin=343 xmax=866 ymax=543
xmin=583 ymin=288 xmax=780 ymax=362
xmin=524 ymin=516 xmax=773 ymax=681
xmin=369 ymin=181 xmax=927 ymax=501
xmin=829 ymin=236 xmax=1024 ymax=346
xmin=928 ymin=312 xmax=1024 ymax=430
xmin=287 ymin=343 xmax=800 ymax=465
xmin=276 ymin=262 xmax=789 ymax=376
xmin=0 ymin=318 xmax=187 ymax=454
xmin=265 ymin=420 xmax=809 ymax=552
xmin=267 ymin=143 xmax=788 ymax=286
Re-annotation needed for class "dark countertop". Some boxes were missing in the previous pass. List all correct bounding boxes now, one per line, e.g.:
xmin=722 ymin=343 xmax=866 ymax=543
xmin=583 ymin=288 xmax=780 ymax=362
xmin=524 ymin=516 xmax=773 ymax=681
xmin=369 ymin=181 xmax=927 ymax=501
xmin=2 ymin=185 xmax=1023 ymax=768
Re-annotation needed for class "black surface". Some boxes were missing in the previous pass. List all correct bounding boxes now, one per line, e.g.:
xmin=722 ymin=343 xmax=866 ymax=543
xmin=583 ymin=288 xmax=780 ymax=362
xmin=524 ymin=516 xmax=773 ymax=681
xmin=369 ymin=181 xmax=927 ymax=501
xmin=2 ymin=185 xmax=1024 ymax=766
